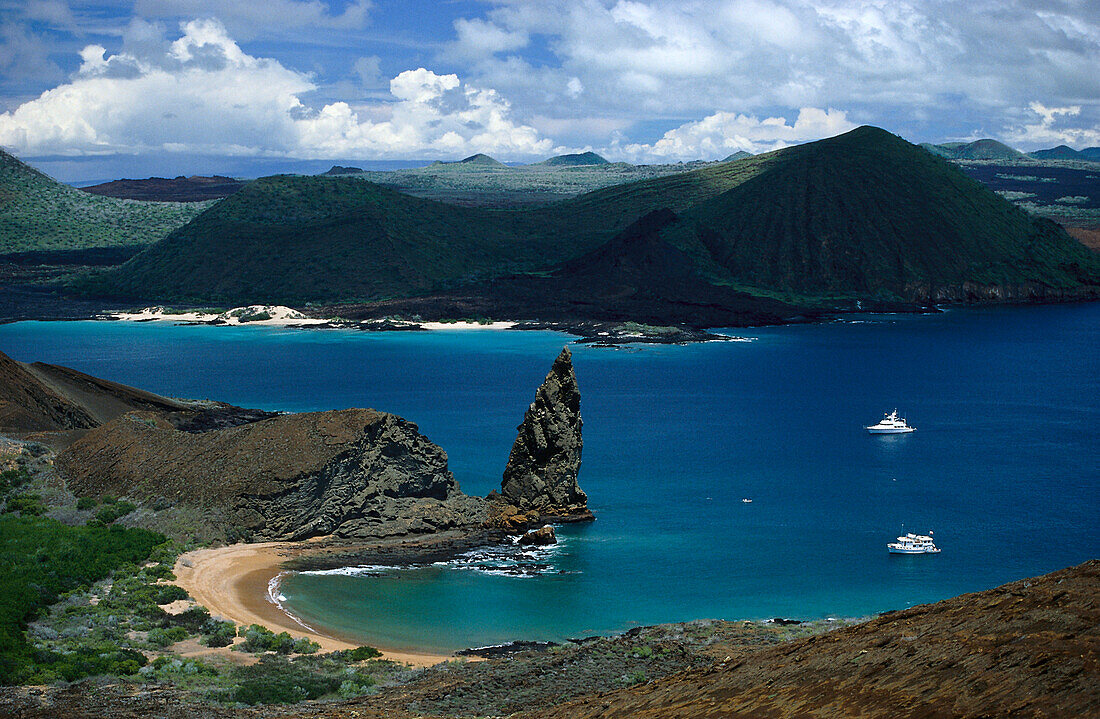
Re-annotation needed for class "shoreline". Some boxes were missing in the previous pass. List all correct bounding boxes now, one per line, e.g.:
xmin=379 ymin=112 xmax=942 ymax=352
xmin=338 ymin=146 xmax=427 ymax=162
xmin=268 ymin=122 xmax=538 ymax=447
xmin=173 ymin=542 xmax=454 ymax=668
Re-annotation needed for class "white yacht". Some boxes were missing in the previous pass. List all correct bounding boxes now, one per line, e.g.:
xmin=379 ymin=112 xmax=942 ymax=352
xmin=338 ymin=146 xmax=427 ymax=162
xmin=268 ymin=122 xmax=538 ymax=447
xmin=866 ymin=410 xmax=915 ymax=434
xmin=888 ymin=532 xmax=940 ymax=554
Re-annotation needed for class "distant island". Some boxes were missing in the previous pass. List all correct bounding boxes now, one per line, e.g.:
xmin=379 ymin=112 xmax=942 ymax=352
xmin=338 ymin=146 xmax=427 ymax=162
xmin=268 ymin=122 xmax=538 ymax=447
xmin=2 ymin=126 xmax=1098 ymax=333
xmin=74 ymin=127 xmax=1100 ymax=325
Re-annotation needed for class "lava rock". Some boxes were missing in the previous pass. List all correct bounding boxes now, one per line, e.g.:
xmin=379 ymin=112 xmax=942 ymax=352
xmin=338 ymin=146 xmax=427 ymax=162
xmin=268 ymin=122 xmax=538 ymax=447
xmin=519 ymin=525 xmax=557 ymax=546
xmin=499 ymin=347 xmax=592 ymax=521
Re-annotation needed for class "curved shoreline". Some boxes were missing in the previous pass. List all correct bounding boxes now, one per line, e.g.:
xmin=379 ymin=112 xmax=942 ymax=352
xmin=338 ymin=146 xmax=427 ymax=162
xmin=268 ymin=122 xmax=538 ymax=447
xmin=173 ymin=542 xmax=453 ymax=668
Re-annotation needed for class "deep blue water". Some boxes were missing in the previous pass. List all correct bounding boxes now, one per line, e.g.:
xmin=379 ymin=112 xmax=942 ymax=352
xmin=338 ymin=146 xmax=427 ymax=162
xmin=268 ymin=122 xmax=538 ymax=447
xmin=1 ymin=304 xmax=1097 ymax=652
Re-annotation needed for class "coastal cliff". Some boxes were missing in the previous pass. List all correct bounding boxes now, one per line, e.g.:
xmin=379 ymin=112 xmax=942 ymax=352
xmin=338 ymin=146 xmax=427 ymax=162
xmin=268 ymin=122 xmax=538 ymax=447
xmin=46 ymin=348 xmax=587 ymax=540
xmin=494 ymin=347 xmax=591 ymax=525
xmin=57 ymin=409 xmax=486 ymax=540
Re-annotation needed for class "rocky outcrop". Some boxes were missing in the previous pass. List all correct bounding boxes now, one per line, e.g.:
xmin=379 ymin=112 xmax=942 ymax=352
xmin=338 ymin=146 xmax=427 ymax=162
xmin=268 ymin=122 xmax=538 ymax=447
xmin=497 ymin=347 xmax=591 ymax=522
xmin=57 ymin=409 xmax=487 ymax=540
xmin=519 ymin=525 xmax=557 ymax=546
xmin=42 ymin=347 xmax=591 ymax=541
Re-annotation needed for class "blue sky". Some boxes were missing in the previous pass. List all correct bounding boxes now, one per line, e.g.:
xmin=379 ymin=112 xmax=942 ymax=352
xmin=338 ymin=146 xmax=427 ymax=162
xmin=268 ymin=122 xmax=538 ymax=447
xmin=1 ymin=0 xmax=1098 ymax=181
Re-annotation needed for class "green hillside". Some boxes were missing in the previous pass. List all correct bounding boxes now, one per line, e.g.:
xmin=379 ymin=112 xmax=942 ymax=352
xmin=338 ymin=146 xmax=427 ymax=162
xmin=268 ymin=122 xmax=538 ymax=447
xmin=0 ymin=150 xmax=210 ymax=253
xmin=661 ymin=127 xmax=1098 ymax=298
xmin=921 ymin=139 xmax=1033 ymax=163
xmin=722 ymin=151 xmax=754 ymax=162
xmin=537 ymin=152 xmax=609 ymax=166
xmin=88 ymin=153 xmax=776 ymax=304
xmin=88 ymin=127 xmax=1099 ymax=307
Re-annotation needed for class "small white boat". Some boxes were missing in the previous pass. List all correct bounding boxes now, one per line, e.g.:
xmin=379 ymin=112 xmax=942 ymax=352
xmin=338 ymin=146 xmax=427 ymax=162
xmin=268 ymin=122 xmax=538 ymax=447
xmin=866 ymin=410 xmax=915 ymax=434
xmin=888 ymin=531 xmax=940 ymax=554
xmin=741 ymin=498 xmax=753 ymax=503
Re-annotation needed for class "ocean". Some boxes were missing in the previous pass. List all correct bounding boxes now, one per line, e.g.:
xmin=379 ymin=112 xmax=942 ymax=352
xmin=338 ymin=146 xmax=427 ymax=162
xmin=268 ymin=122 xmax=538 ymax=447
xmin=2 ymin=303 xmax=1097 ymax=652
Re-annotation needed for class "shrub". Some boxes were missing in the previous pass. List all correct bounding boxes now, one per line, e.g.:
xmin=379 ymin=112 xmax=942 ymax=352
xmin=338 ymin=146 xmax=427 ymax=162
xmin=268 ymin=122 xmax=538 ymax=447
xmin=202 ymin=618 xmax=237 ymax=648
xmin=292 ymin=637 xmax=320 ymax=654
xmin=224 ymin=656 xmax=343 ymax=704
xmin=147 ymin=626 xmax=189 ymax=647
xmin=347 ymin=645 xmax=382 ymax=661
xmin=0 ymin=467 xmax=30 ymax=492
xmin=238 ymin=624 xmax=299 ymax=654
xmin=76 ymin=497 xmax=97 ymax=510
xmin=95 ymin=501 xmax=136 ymax=525
xmin=142 ymin=564 xmax=176 ymax=581
xmin=168 ymin=606 xmax=209 ymax=632
xmin=152 ymin=584 xmax=188 ymax=604
xmin=4 ymin=494 xmax=45 ymax=516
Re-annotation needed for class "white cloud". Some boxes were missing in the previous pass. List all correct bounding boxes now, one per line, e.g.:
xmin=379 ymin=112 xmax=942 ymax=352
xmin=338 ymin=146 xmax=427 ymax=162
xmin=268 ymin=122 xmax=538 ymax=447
xmin=450 ymin=17 xmax=529 ymax=58
xmin=1005 ymin=102 xmax=1100 ymax=150
xmin=0 ymin=20 xmax=557 ymax=160
xmin=444 ymin=0 xmax=1100 ymax=143
xmin=616 ymin=107 xmax=857 ymax=162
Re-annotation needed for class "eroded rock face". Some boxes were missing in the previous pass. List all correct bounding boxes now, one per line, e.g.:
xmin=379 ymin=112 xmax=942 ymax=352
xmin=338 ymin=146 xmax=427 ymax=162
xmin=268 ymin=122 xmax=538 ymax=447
xmin=499 ymin=347 xmax=591 ymax=521
xmin=57 ymin=408 xmax=487 ymax=540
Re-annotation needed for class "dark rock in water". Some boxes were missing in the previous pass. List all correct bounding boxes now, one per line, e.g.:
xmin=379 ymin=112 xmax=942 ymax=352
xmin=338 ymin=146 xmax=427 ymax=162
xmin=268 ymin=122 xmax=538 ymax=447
xmin=456 ymin=640 xmax=559 ymax=658
xmin=499 ymin=347 xmax=591 ymax=522
xmin=519 ymin=525 xmax=556 ymax=545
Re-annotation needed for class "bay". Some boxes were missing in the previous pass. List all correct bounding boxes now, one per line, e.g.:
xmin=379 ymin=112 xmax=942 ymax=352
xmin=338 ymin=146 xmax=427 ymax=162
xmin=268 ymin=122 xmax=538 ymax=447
xmin=1 ymin=303 xmax=1096 ymax=652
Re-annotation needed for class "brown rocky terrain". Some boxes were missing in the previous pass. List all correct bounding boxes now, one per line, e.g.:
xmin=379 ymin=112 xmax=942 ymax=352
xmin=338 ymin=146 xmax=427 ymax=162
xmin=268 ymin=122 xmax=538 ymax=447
xmin=0 ymin=349 xmax=189 ymax=434
xmin=58 ymin=409 xmax=486 ymax=540
xmin=80 ymin=175 xmax=245 ymax=202
xmin=526 ymin=560 xmax=1100 ymax=719
xmin=0 ymin=349 xmax=275 ymax=446
xmin=40 ymin=347 xmax=588 ymax=540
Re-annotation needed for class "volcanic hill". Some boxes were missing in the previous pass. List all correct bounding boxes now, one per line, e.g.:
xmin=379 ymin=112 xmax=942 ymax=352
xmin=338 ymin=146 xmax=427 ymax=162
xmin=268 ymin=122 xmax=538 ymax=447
xmin=86 ymin=127 xmax=1100 ymax=314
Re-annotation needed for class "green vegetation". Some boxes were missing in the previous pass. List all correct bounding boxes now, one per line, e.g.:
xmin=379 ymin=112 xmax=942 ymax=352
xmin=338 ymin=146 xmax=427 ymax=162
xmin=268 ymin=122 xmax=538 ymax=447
xmin=93 ymin=499 xmax=137 ymax=525
xmin=920 ymin=139 xmax=1034 ymax=162
xmin=81 ymin=151 xmax=776 ymax=304
xmin=0 ymin=514 xmax=164 ymax=683
xmin=236 ymin=623 xmax=320 ymax=654
xmin=88 ymin=127 xmax=1099 ymax=307
xmin=536 ymin=151 xmax=610 ymax=166
xmin=657 ymin=127 xmax=1100 ymax=297
xmin=0 ymin=149 xmax=209 ymax=253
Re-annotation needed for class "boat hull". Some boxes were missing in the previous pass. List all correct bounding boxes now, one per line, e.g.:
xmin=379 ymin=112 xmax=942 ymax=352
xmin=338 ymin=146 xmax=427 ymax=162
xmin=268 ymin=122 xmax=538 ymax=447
xmin=867 ymin=427 xmax=915 ymax=434
xmin=888 ymin=546 xmax=940 ymax=554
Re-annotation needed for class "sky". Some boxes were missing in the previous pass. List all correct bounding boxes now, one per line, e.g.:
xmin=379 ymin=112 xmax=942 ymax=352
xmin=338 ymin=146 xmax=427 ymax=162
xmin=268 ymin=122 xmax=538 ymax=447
xmin=0 ymin=0 xmax=1098 ymax=181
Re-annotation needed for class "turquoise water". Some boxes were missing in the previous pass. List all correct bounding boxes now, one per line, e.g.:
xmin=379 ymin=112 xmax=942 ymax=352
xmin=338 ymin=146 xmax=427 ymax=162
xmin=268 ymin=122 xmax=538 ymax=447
xmin=2 ymin=304 xmax=1097 ymax=652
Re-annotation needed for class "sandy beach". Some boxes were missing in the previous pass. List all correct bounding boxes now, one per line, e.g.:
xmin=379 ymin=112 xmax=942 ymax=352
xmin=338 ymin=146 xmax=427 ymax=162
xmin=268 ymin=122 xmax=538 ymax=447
xmin=106 ymin=306 xmax=518 ymax=332
xmin=173 ymin=542 xmax=452 ymax=667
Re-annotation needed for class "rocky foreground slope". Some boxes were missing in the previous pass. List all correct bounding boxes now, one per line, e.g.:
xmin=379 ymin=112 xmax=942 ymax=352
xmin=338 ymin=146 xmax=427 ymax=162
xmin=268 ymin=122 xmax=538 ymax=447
xmin=525 ymin=560 xmax=1100 ymax=719
xmin=2 ymin=561 xmax=1095 ymax=718
xmin=45 ymin=347 xmax=588 ymax=540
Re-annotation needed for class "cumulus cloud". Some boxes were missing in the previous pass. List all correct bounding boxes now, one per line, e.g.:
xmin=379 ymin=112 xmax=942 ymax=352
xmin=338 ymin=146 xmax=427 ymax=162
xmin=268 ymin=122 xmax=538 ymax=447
xmin=444 ymin=0 xmax=1100 ymax=142
xmin=0 ymin=19 xmax=556 ymax=160
xmin=615 ymin=107 xmax=857 ymax=162
xmin=1005 ymin=102 xmax=1100 ymax=150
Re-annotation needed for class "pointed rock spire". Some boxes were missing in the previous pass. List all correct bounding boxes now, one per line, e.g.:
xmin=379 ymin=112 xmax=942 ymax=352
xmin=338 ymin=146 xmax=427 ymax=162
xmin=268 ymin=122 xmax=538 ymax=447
xmin=499 ymin=347 xmax=591 ymax=522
